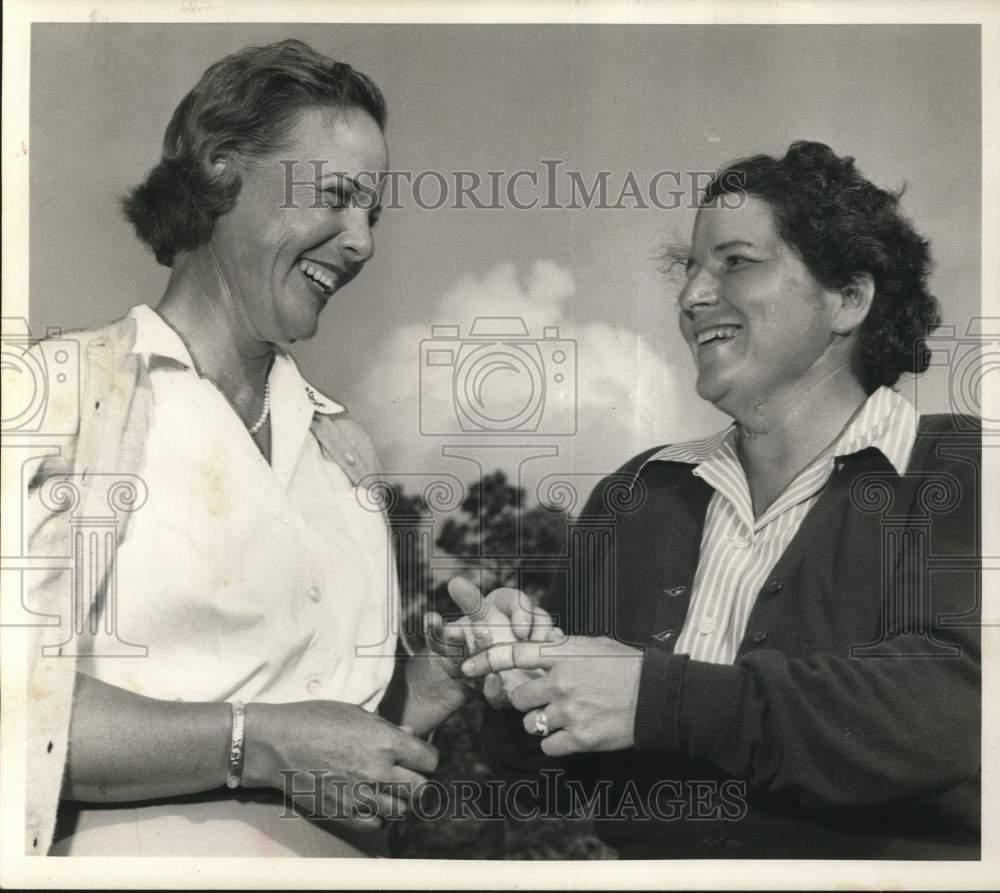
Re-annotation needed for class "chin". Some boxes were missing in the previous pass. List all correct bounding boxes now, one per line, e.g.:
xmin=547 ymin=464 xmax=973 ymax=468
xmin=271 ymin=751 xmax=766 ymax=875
xmin=698 ymin=376 xmax=747 ymax=420
xmin=298 ymin=318 xmax=322 ymax=341
xmin=695 ymin=372 xmax=727 ymax=405
xmin=279 ymin=310 xmax=322 ymax=343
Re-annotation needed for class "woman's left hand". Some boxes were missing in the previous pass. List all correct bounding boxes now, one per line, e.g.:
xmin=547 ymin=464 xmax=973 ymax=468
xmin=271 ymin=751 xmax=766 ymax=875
xmin=424 ymin=577 xmax=556 ymax=709
xmin=460 ymin=635 xmax=645 ymax=756
xmin=399 ymin=578 xmax=556 ymax=736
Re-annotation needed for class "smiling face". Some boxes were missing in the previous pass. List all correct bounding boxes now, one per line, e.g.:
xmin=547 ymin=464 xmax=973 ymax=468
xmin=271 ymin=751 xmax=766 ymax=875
xmin=677 ymin=195 xmax=849 ymax=421
xmin=206 ymin=105 xmax=388 ymax=344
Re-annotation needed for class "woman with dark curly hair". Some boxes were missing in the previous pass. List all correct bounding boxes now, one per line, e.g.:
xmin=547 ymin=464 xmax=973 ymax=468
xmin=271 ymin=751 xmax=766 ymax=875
xmin=464 ymin=141 xmax=981 ymax=858
xmin=23 ymin=38 xmax=521 ymax=858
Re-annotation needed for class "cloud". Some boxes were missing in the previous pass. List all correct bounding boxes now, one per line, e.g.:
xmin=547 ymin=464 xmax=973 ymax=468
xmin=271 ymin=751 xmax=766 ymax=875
xmin=355 ymin=259 xmax=701 ymax=502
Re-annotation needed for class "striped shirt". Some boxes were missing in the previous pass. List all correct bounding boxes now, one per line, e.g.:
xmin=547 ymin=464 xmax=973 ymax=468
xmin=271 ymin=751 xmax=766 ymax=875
xmin=642 ymin=386 xmax=918 ymax=665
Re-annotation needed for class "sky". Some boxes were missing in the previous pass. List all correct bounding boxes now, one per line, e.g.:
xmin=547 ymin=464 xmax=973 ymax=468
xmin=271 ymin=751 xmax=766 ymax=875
xmin=28 ymin=24 xmax=982 ymax=504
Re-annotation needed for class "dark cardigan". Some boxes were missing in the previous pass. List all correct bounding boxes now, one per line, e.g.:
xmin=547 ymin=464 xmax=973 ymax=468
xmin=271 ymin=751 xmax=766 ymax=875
xmin=481 ymin=414 xmax=981 ymax=859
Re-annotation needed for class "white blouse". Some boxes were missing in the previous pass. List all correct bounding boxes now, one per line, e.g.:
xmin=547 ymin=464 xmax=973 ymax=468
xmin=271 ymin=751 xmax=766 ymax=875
xmin=52 ymin=306 xmax=397 ymax=856
xmin=75 ymin=304 xmax=397 ymax=708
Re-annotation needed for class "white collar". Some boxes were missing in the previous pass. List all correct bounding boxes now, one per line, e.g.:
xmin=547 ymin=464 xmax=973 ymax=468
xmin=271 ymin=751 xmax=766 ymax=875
xmin=127 ymin=304 xmax=345 ymax=416
xmin=643 ymin=386 xmax=916 ymax=476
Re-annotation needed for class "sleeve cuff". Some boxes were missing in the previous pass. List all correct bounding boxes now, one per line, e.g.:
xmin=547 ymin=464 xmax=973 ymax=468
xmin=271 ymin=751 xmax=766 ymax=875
xmin=633 ymin=649 xmax=689 ymax=753
xmin=677 ymin=657 xmax=746 ymax=760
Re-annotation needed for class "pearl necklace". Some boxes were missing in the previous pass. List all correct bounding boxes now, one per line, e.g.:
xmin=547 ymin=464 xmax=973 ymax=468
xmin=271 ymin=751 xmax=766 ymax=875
xmin=248 ymin=380 xmax=271 ymax=436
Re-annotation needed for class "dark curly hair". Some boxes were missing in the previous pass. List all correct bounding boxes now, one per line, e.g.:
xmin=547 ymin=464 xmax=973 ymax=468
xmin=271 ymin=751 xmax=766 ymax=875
xmin=121 ymin=39 xmax=386 ymax=267
xmin=701 ymin=140 xmax=941 ymax=392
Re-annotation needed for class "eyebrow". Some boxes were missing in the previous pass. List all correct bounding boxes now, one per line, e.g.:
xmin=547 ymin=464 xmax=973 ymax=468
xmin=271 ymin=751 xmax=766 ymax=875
xmin=319 ymin=171 xmax=382 ymax=191
xmin=713 ymin=240 xmax=756 ymax=252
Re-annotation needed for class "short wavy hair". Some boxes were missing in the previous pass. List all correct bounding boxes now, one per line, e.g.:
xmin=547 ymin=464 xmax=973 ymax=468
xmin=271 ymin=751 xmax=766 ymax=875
xmin=121 ymin=39 xmax=386 ymax=267
xmin=701 ymin=140 xmax=941 ymax=392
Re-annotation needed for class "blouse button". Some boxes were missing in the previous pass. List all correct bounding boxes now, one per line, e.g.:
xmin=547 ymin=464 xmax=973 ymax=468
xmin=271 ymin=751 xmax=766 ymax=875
xmin=308 ymin=586 xmax=322 ymax=603
xmin=729 ymin=535 xmax=751 ymax=549
xmin=698 ymin=616 xmax=717 ymax=635
xmin=305 ymin=676 xmax=321 ymax=694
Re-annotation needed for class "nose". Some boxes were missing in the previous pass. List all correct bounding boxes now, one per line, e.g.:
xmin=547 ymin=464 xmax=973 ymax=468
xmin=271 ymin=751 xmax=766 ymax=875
xmin=678 ymin=268 xmax=719 ymax=318
xmin=337 ymin=208 xmax=374 ymax=263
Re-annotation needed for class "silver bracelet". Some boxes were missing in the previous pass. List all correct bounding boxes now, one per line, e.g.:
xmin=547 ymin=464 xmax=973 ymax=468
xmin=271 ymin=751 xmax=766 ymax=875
xmin=226 ymin=701 xmax=246 ymax=789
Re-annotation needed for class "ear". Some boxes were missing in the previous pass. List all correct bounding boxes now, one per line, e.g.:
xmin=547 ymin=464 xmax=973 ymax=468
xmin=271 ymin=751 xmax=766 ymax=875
xmin=831 ymin=273 xmax=875 ymax=336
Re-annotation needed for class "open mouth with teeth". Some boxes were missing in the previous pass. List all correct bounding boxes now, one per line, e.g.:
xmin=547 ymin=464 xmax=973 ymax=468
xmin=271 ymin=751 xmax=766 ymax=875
xmin=298 ymin=259 xmax=337 ymax=298
xmin=696 ymin=324 xmax=742 ymax=346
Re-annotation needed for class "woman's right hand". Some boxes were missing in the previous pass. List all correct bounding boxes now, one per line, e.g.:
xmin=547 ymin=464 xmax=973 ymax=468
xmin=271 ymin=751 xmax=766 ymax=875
xmin=63 ymin=674 xmax=435 ymax=833
xmin=424 ymin=577 xmax=558 ymax=709
xmin=242 ymin=700 xmax=438 ymax=830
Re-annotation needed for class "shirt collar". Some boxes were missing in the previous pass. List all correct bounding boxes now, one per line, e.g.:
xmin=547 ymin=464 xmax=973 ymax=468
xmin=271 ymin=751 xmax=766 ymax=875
xmin=643 ymin=425 xmax=736 ymax=465
xmin=127 ymin=304 xmax=345 ymax=416
xmin=129 ymin=304 xmax=195 ymax=368
xmin=641 ymin=386 xmax=916 ymax=476
xmin=830 ymin=385 xmax=916 ymax=474
xmin=641 ymin=425 xmax=737 ymax=469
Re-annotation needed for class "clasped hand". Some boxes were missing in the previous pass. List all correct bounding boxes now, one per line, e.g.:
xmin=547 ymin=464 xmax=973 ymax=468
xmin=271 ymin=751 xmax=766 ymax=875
xmin=424 ymin=577 xmax=556 ymax=709
xmin=428 ymin=578 xmax=645 ymax=757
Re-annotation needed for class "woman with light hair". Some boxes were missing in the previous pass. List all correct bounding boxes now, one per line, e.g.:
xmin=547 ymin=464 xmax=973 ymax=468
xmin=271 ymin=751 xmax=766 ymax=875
xmin=22 ymin=38 xmax=527 ymax=859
